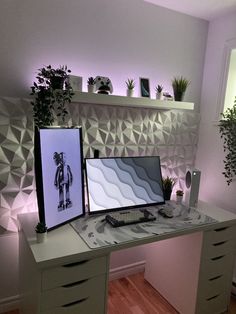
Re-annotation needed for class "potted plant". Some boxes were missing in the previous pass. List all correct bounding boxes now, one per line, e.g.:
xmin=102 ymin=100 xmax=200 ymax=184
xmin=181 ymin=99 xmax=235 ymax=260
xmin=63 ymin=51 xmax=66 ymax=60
xmin=35 ymin=221 xmax=47 ymax=243
xmin=162 ymin=176 xmax=177 ymax=200
xmin=126 ymin=79 xmax=135 ymax=97
xmin=219 ymin=97 xmax=236 ymax=185
xmin=87 ymin=77 xmax=96 ymax=93
xmin=30 ymin=65 xmax=74 ymax=126
xmin=176 ymin=190 xmax=184 ymax=204
xmin=171 ymin=76 xmax=190 ymax=101
xmin=155 ymin=85 xmax=163 ymax=100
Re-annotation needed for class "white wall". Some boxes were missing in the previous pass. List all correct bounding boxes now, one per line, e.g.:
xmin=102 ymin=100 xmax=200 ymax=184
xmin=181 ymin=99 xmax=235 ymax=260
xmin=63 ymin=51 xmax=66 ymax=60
xmin=0 ymin=0 xmax=208 ymax=307
xmin=195 ymin=11 xmax=236 ymax=213
xmin=0 ymin=0 xmax=207 ymax=104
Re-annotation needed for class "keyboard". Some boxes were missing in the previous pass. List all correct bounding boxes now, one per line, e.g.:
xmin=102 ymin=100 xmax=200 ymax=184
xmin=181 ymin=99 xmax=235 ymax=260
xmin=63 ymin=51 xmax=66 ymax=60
xmin=105 ymin=209 xmax=156 ymax=227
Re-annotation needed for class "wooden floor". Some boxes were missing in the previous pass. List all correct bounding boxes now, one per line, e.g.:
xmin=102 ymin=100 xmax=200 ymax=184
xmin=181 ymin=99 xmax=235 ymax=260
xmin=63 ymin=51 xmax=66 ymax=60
xmin=3 ymin=272 xmax=236 ymax=314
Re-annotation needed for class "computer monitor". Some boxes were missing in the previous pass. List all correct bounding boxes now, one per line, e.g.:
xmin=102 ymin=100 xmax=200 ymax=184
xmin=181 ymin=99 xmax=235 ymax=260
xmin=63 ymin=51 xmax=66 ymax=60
xmin=34 ymin=126 xmax=85 ymax=230
xmin=85 ymin=156 xmax=165 ymax=214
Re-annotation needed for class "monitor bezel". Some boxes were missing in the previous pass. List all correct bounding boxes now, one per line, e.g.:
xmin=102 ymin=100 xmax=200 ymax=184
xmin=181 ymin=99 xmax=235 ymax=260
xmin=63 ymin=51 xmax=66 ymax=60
xmin=85 ymin=156 xmax=165 ymax=215
xmin=34 ymin=126 xmax=85 ymax=231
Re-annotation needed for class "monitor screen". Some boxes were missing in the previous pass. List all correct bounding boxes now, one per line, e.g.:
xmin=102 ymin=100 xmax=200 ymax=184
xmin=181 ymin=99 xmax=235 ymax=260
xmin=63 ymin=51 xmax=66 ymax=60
xmin=85 ymin=156 xmax=165 ymax=214
xmin=35 ymin=127 xmax=85 ymax=230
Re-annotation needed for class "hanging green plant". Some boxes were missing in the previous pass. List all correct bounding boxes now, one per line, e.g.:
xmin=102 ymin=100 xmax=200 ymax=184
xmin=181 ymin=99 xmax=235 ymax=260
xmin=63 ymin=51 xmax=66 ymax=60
xmin=30 ymin=65 xmax=74 ymax=127
xmin=219 ymin=97 xmax=236 ymax=185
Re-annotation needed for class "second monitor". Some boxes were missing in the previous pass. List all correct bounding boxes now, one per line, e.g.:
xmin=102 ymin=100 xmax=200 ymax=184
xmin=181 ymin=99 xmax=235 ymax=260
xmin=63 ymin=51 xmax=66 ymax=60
xmin=85 ymin=156 xmax=165 ymax=214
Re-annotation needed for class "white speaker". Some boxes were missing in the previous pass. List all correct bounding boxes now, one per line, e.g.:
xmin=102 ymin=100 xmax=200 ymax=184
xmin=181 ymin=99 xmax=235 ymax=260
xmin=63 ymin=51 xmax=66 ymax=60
xmin=184 ymin=169 xmax=201 ymax=207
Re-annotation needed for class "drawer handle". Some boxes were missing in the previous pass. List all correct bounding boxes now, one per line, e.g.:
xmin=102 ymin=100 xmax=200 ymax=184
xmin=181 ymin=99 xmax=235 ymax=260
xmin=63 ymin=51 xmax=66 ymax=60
xmin=211 ymin=255 xmax=225 ymax=261
xmin=213 ymin=241 xmax=227 ymax=246
xmin=62 ymin=297 xmax=88 ymax=308
xmin=209 ymin=275 xmax=222 ymax=281
xmin=63 ymin=260 xmax=88 ymax=268
xmin=214 ymin=227 xmax=228 ymax=232
xmin=62 ymin=279 xmax=88 ymax=288
xmin=206 ymin=294 xmax=220 ymax=301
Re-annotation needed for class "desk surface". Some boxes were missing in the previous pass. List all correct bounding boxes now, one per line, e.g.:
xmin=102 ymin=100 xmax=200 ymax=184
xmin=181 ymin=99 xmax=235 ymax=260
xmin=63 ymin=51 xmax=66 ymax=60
xmin=18 ymin=201 xmax=236 ymax=269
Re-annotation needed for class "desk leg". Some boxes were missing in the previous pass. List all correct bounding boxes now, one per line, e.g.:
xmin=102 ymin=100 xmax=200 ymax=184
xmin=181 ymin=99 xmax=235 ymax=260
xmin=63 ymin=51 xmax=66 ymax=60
xmin=144 ymin=232 xmax=203 ymax=314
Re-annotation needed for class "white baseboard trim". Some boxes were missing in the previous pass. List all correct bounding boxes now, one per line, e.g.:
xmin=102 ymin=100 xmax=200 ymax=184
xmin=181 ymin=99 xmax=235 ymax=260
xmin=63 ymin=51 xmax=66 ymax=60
xmin=0 ymin=294 xmax=20 ymax=313
xmin=109 ymin=260 xmax=146 ymax=281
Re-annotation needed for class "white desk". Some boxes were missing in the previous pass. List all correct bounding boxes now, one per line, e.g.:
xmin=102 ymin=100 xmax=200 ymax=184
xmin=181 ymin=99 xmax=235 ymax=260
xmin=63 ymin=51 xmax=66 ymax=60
xmin=18 ymin=201 xmax=236 ymax=314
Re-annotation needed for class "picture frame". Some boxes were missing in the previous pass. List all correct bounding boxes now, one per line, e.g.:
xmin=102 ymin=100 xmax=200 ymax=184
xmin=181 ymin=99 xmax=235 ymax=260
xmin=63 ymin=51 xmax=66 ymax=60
xmin=140 ymin=77 xmax=150 ymax=98
xmin=34 ymin=126 xmax=85 ymax=231
xmin=67 ymin=75 xmax=82 ymax=91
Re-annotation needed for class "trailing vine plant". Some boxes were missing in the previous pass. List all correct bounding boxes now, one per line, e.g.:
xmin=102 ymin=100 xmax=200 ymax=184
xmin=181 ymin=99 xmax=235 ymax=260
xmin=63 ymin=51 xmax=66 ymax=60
xmin=30 ymin=65 xmax=74 ymax=127
xmin=219 ymin=97 xmax=236 ymax=185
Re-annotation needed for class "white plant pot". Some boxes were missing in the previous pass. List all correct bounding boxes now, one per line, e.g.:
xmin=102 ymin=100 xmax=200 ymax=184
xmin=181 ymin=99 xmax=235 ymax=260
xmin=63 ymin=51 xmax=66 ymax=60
xmin=87 ymin=84 xmax=95 ymax=93
xmin=176 ymin=195 xmax=183 ymax=205
xmin=127 ymin=89 xmax=134 ymax=97
xmin=156 ymin=92 xmax=163 ymax=100
xmin=36 ymin=232 xmax=47 ymax=243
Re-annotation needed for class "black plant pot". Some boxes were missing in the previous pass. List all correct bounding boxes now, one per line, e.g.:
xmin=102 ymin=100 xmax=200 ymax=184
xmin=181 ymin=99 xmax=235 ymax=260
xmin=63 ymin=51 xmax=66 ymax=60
xmin=163 ymin=189 xmax=172 ymax=201
xmin=174 ymin=91 xmax=184 ymax=101
xmin=51 ymin=77 xmax=64 ymax=90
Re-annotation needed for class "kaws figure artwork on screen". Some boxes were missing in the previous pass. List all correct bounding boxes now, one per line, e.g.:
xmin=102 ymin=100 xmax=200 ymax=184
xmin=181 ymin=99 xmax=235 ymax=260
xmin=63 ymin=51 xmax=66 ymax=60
xmin=53 ymin=152 xmax=73 ymax=211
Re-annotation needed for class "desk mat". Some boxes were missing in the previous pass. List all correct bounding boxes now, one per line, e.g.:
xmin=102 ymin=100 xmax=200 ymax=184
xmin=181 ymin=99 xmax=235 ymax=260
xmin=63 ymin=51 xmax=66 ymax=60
xmin=71 ymin=203 xmax=218 ymax=249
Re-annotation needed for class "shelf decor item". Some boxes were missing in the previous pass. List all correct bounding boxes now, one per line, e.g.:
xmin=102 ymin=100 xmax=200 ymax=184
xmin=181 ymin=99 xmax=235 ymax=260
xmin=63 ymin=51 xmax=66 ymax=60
xmin=95 ymin=76 xmax=113 ymax=94
xmin=68 ymin=75 xmax=82 ymax=92
xmin=140 ymin=78 xmax=150 ymax=98
xmin=171 ymin=76 xmax=190 ymax=101
xmin=176 ymin=190 xmax=184 ymax=204
xmin=126 ymin=78 xmax=135 ymax=97
xmin=162 ymin=176 xmax=177 ymax=200
xmin=30 ymin=65 xmax=74 ymax=127
xmin=87 ymin=77 xmax=96 ymax=93
xmin=219 ymin=97 xmax=236 ymax=185
xmin=35 ymin=221 xmax=47 ymax=243
xmin=155 ymin=85 xmax=163 ymax=100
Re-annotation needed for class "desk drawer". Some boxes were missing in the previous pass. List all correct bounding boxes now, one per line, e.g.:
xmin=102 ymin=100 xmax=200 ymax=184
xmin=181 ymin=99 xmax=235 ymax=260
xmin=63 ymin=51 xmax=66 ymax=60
xmin=200 ymin=253 xmax=232 ymax=279
xmin=41 ymin=274 xmax=106 ymax=311
xmin=42 ymin=256 xmax=107 ymax=290
xmin=41 ymin=292 xmax=105 ymax=314
xmin=197 ymin=292 xmax=228 ymax=314
xmin=198 ymin=273 xmax=229 ymax=300
xmin=204 ymin=225 xmax=236 ymax=244
xmin=202 ymin=238 xmax=236 ymax=259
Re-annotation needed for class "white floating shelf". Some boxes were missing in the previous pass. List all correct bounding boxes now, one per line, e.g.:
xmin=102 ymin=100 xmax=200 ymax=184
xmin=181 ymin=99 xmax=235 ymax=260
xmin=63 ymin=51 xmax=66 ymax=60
xmin=72 ymin=92 xmax=194 ymax=110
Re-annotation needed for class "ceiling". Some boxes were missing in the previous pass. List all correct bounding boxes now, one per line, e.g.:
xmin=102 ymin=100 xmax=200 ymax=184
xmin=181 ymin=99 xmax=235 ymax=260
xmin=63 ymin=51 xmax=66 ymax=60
xmin=144 ymin=0 xmax=236 ymax=21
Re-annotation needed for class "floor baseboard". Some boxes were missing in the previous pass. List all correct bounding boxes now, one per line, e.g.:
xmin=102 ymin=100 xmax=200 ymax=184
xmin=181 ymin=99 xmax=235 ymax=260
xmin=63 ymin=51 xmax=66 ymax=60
xmin=0 ymin=295 xmax=20 ymax=313
xmin=109 ymin=260 xmax=146 ymax=281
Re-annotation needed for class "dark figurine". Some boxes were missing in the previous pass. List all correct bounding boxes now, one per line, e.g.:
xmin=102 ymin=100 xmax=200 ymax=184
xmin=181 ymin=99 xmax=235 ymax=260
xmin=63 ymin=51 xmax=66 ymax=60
xmin=53 ymin=152 xmax=73 ymax=211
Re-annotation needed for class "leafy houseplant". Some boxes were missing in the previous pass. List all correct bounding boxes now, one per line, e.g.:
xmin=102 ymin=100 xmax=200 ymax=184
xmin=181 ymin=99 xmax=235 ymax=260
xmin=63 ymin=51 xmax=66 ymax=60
xmin=35 ymin=221 xmax=47 ymax=233
xmin=126 ymin=79 xmax=135 ymax=97
xmin=155 ymin=85 xmax=163 ymax=100
xmin=162 ymin=176 xmax=177 ymax=200
xmin=30 ymin=65 xmax=74 ymax=127
xmin=35 ymin=222 xmax=47 ymax=243
xmin=176 ymin=190 xmax=184 ymax=196
xmin=176 ymin=190 xmax=184 ymax=204
xmin=172 ymin=76 xmax=190 ymax=101
xmin=155 ymin=85 xmax=163 ymax=93
xmin=87 ymin=77 xmax=96 ymax=93
xmin=219 ymin=98 xmax=236 ymax=185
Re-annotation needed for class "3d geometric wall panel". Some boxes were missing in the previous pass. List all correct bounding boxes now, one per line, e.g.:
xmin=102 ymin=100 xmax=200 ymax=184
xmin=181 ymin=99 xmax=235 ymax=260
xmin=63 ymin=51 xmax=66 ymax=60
xmin=0 ymin=97 xmax=200 ymax=233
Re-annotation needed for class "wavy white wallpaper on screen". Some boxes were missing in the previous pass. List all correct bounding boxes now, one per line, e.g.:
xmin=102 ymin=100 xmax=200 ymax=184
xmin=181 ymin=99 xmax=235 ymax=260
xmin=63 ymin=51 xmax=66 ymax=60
xmin=0 ymin=98 xmax=199 ymax=233
xmin=86 ymin=158 xmax=164 ymax=212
